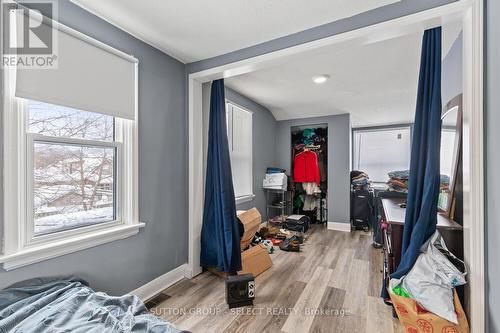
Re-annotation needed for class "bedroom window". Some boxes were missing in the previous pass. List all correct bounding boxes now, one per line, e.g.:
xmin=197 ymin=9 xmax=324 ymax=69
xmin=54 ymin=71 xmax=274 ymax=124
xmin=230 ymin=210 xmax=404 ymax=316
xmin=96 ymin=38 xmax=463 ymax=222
xmin=353 ymin=127 xmax=411 ymax=183
xmin=226 ymin=102 xmax=254 ymax=204
xmin=28 ymin=101 xmax=118 ymax=236
xmin=1 ymin=14 xmax=143 ymax=270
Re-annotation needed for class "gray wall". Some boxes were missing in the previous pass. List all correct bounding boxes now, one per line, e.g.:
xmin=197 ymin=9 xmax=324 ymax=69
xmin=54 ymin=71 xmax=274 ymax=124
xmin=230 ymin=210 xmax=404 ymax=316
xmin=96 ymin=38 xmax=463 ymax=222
xmin=1 ymin=4 xmax=494 ymax=330
xmin=275 ymin=114 xmax=351 ymax=224
xmin=442 ymin=32 xmax=463 ymax=105
xmin=225 ymin=88 xmax=278 ymax=214
xmin=187 ymin=0 xmax=458 ymax=73
xmin=0 ymin=0 xmax=187 ymax=295
xmin=202 ymin=87 xmax=351 ymax=225
xmin=485 ymin=0 xmax=499 ymax=331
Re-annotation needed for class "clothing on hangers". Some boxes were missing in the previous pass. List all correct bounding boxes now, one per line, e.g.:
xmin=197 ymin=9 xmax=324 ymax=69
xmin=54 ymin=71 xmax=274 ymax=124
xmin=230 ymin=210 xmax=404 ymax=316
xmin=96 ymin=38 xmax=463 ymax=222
xmin=293 ymin=150 xmax=320 ymax=185
xmin=302 ymin=182 xmax=321 ymax=195
xmin=303 ymin=195 xmax=320 ymax=211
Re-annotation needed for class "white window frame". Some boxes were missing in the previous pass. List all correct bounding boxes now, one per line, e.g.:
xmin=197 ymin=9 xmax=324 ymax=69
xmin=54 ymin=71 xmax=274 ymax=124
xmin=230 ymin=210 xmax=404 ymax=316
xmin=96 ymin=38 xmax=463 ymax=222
xmin=0 ymin=44 xmax=143 ymax=271
xmin=26 ymin=132 xmax=123 ymax=244
xmin=225 ymin=101 xmax=254 ymax=205
xmin=352 ymin=125 xmax=412 ymax=183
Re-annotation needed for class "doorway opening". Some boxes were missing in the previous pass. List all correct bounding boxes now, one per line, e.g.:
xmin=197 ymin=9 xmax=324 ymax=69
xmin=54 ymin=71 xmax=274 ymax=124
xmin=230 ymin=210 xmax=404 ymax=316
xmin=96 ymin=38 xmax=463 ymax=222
xmin=186 ymin=1 xmax=484 ymax=332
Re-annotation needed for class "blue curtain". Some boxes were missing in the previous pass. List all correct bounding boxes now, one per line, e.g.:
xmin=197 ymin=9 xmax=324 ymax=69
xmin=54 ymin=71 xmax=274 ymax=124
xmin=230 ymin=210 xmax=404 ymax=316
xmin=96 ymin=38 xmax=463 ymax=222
xmin=200 ymin=79 xmax=242 ymax=274
xmin=382 ymin=27 xmax=443 ymax=298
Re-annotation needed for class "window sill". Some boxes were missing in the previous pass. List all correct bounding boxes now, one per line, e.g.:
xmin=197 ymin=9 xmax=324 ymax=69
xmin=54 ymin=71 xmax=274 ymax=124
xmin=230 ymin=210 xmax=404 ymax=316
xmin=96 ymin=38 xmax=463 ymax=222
xmin=0 ymin=222 xmax=145 ymax=271
xmin=235 ymin=194 xmax=255 ymax=205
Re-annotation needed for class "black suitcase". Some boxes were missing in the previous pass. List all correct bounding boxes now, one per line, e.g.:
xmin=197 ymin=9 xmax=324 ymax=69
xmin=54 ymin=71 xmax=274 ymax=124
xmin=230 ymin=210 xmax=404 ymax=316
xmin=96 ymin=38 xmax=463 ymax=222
xmin=351 ymin=189 xmax=373 ymax=231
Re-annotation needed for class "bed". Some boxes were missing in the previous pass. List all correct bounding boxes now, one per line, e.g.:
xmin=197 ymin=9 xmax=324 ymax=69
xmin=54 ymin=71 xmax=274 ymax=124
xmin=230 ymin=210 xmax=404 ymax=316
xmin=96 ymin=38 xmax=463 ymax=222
xmin=0 ymin=277 xmax=188 ymax=333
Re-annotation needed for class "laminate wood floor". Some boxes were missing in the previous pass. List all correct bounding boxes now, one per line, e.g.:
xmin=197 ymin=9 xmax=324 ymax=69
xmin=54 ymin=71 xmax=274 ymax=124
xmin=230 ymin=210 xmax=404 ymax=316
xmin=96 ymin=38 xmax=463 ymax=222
xmin=152 ymin=225 xmax=403 ymax=333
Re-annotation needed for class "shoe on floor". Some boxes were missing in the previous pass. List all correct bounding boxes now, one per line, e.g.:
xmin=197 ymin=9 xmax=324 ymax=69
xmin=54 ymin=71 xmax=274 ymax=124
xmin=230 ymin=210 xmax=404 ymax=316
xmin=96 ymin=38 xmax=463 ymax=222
xmin=275 ymin=232 xmax=288 ymax=240
xmin=279 ymin=238 xmax=300 ymax=252
xmin=289 ymin=235 xmax=304 ymax=244
xmin=269 ymin=238 xmax=283 ymax=246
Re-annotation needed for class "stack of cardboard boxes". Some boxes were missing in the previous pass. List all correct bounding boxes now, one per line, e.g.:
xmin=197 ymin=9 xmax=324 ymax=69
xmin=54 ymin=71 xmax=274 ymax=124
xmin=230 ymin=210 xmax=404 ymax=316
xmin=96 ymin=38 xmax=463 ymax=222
xmin=237 ymin=208 xmax=273 ymax=277
xmin=210 ymin=208 xmax=272 ymax=278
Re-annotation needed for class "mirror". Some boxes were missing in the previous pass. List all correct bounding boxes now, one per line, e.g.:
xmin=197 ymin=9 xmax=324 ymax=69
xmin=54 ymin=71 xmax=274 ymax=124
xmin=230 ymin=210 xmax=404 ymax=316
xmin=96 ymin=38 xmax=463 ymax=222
xmin=438 ymin=94 xmax=462 ymax=218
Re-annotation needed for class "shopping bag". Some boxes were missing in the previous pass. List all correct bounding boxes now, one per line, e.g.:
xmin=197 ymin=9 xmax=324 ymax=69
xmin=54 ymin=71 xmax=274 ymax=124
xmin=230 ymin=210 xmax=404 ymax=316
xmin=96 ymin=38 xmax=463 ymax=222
xmin=389 ymin=288 xmax=469 ymax=333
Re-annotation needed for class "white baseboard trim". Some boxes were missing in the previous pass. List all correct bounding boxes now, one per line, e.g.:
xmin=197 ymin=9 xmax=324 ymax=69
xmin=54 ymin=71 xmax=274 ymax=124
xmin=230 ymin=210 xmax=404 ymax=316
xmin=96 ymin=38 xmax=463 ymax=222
xmin=327 ymin=222 xmax=351 ymax=232
xmin=129 ymin=264 xmax=188 ymax=301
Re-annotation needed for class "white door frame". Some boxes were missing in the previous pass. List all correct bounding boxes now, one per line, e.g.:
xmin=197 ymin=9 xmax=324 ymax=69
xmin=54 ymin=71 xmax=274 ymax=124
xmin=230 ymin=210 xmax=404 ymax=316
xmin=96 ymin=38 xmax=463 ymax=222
xmin=187 ymin=0 xmax=484 ymax=331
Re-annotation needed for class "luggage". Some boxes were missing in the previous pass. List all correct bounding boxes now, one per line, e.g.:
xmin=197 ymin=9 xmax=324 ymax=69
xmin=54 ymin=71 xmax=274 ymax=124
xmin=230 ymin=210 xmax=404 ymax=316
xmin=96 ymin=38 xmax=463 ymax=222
xmin=284 ymin=214 xmax=310 ymax=233
xmin=301 ymin=209 xmax=317 ymax=224
xmin=351 ymin=188 xmax=373 ymax=231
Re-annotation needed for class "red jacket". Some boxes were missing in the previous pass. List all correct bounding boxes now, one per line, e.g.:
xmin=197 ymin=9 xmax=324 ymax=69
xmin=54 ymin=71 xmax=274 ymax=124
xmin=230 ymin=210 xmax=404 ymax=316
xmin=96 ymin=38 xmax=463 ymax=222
xmin=293 ymin=151 xmax=320 ymax=185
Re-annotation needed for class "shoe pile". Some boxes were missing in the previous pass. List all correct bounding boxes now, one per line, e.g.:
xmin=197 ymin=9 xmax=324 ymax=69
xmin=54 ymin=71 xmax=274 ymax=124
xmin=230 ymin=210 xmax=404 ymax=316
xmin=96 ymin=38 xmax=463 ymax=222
xmin=279 ymin=231 xmax=304 ymax=252
xmin=256 ymin=226 xmax=305 ymax=252
xmin=279 ymin=237 xmax=301 ymax=252
xmin=257 ymin=226 xmax=280 ymax=238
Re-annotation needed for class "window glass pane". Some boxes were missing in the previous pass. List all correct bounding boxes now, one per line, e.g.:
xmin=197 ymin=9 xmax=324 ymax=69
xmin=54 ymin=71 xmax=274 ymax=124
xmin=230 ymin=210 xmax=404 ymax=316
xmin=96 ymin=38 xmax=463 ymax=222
xmin=28 ymin=100 xmax=114 ymax=141
xmin=353 ymin=128 xmax=411 ymax=182
xmin=226 ymin=104 xmax=253 ymax=197
xmin=33 ymin=142 xmax=116 ymax=236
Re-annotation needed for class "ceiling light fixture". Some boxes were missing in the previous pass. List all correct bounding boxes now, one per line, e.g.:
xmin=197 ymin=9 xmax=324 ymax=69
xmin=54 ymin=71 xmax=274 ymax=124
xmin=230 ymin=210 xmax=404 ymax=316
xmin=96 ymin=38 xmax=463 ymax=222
xmin=312 ymin=74 xmax=330 ymax=84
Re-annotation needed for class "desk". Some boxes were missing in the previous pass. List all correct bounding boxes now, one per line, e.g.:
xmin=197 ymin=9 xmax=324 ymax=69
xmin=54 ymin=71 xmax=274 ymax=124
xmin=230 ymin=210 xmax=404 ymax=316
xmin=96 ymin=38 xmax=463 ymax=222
xmin=381 ymin=198 xmax=463 ymax=278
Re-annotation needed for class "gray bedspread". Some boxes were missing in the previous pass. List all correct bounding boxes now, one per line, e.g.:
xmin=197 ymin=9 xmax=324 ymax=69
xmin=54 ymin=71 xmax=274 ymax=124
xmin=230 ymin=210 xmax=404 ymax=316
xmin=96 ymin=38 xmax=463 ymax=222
xmin=0 ymin=277 xmax=187 ymax=333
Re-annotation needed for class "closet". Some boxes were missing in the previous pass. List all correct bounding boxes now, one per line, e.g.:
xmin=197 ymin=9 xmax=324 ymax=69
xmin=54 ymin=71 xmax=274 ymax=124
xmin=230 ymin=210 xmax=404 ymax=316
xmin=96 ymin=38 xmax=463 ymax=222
xmin=291 ymin=124 xmax=328 ymax=224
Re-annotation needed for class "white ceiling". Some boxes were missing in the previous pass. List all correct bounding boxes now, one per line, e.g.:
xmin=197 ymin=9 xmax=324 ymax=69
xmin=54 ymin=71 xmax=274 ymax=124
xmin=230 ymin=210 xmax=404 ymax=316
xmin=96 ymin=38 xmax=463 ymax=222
xmin=225 ymin=33 xmax=422 ymax=127
xmin=71 ymin=0 xmax=399 ymax=63
xmin=225 ymin=23 xmax=462 ymax=127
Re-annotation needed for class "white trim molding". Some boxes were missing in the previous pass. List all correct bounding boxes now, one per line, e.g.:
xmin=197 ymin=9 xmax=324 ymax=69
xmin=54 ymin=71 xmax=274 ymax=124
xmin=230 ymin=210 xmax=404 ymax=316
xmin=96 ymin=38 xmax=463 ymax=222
xmin=462 ymin=0 xmax=485 ymax=331
xmin=327 ymin=222 xmax=352 ymax=233
xmin=0 ymin=223 xmax=145 ymax=270
xmin=187 ymin=3 xmax=485 ymax=331
xmin=129 ymin=264 xmax=188 ymax=301
xmin=70 ymin=0 xmax=185 ymax=64
xmin=235 ymin=194 xmax=255 ymax=205
xmin=187 ymin=78 xmax=204 ymax=278
xmin=187 ymin=2 xmax=473 ymax=279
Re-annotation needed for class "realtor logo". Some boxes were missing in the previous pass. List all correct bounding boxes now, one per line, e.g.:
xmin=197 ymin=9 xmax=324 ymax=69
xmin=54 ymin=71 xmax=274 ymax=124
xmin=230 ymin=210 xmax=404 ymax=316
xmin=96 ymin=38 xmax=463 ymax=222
xmin=2 ymin=0 xmax=58 ymax=68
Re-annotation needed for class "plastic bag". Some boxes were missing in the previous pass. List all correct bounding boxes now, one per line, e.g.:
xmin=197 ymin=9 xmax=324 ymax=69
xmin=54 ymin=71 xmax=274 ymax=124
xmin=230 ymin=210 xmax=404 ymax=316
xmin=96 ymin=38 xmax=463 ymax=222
xmin=392 ymin=284 xmax=411 ymax=298
xmin=400 ymin=230 xmax=467 ymax=324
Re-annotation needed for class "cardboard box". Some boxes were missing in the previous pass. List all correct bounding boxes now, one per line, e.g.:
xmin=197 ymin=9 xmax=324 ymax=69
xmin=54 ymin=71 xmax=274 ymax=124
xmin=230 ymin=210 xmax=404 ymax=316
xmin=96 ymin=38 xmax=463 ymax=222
xmin=239 ymin=244 xmax=273 ymax=277
xmin=209 ymin=208 xmax=272 ymax=279
xmin=390 ymin=289 xmax=469 ymax=333
xmin=237 ymin=208 xmax=261 ymax=250
xmin=208 ymin=244 xmax=273 ymax=278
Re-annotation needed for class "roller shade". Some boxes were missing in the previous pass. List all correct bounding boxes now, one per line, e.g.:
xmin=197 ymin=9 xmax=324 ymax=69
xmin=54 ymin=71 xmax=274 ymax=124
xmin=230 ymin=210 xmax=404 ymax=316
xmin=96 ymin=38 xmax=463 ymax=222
xmin=14 ymin=10 xmax=138 ymax=120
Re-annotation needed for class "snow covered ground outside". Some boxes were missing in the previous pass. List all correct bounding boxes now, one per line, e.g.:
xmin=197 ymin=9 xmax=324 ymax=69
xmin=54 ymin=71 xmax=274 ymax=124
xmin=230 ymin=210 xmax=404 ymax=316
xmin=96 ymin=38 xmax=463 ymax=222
xmin=34 ymin=206 xmax=114 ymax=235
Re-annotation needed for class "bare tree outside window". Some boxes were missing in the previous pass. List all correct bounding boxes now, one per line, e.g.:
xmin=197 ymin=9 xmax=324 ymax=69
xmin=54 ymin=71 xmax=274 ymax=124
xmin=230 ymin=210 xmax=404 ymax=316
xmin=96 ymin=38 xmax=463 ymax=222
xmin=28 ymin=100 xmax=116 ymax=235
xmin=29 ymin=100 xmax=114 ymax=141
